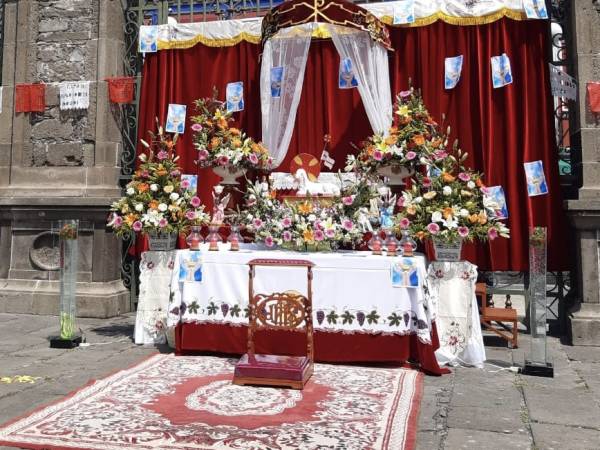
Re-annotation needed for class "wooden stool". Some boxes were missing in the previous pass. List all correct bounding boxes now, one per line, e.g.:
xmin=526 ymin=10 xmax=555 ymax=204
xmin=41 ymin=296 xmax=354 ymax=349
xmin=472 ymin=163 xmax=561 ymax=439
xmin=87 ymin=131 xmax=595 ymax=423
xmin=476 ymin=283 xmax=519 ymax=348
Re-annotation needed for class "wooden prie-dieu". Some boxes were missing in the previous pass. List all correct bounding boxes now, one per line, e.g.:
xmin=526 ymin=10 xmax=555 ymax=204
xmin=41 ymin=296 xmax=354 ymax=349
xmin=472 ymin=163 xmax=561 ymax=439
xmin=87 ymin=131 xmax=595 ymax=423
xmin=233 ymin=258 xmax=315 ymax=390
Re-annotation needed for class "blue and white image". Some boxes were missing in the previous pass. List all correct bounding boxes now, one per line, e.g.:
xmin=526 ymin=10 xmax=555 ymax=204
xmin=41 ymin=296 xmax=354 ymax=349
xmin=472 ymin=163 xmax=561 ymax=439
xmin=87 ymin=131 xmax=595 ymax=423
xmin=181 ymin=174 xmax=198 ymax=194
xmin=392 ymin=0 xmax=415 ymax=25
xmin=339 ymin=58 xmax=359 ymax=89
xmin=165 ymin=104 xmax=187 ymax=134
xmin=391 ymin=258 xmax=420 ymax=288
xmin=524 ymin=0 xmax=548 ymax=19
xmin=226 ymin=81 xmax=244 ymax=112
xmin=445 ymin=55 xmax=463 ymax=90
xmin=270 ymin=67 xmax=284 ymax=98
xmin=491 ymin=53 xmax=513 ymax=88
xmin=486 ymin=185 xmax=509 ymax=219
xmin=139 ymin=25 xmax=158 ymax=53
xmin=179 ymin=252 xmax=203 ymax=283
xmin=524 ymin=161 xmax=549 ymax=197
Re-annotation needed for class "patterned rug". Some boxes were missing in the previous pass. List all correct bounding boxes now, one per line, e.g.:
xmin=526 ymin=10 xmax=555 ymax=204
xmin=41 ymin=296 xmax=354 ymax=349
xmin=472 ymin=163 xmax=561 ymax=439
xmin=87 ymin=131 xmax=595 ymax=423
xmin=0 ymin=354 xmax=423 ymax=450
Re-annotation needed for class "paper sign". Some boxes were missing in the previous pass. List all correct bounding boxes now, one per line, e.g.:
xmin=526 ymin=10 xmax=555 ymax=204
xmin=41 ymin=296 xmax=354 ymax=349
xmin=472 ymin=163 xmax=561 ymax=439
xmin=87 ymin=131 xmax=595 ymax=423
xmin=139 ymin=25 xmax=158 ymax=53
xmin=524 ymin=0 xmax=548 ymax=19
xmin=524 ymin=161 xmax=549 ymax=197
xmin=270 ymin=66 xmax=284 ymax=98
xmin=181 ymin=174 xmax=198 ymax=194
xmin=391 ymin=258 xmax=420 ymax=288
xmin=179 ymin=252 xmax=203 ymax=283
xmin=549 ymin=64 xmax=577 ymax=100
xmin=491 ymin=53 xmax=513 ymax=88
xmin=486 ymin=186 xmax=509 ymax=219
xmin=339 ymin=58 xmax=359 ymax=89
xmin=392 ymin=0 xmax=415 ymax=25
xmin=59 ymin=81 xmax=90 ymax=110
xmin=445 ymin=55 xmax=463 ymax=90
xmin=165 ymin=104 xmax=187 ymax=134
xmin=226 ymin=81 xmax=244 ymax=113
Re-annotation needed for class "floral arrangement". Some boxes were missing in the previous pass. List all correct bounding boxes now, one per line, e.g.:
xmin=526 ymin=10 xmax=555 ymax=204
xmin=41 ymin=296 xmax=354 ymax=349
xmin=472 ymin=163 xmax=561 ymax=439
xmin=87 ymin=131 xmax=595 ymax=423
xmin=346 ymin=88 xmax=446 ymax=176
xmin=59 ymin=222 xmax=77 ymax=240
xmin=394 ymin=150 xmax=510 ymax=243
xmin=236 ymin=176 xmax=377 ymax=251
xmin=108 ymin=124 xmax=209 ymax=236
xmin=191 ymin=92 xmax=272 ymax=170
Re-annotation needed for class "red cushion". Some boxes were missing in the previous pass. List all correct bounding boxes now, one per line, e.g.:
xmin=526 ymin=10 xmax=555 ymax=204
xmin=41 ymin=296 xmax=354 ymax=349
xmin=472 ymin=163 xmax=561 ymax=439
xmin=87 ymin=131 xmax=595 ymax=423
xmin=234 ymin=354 xmax=310 ymax=381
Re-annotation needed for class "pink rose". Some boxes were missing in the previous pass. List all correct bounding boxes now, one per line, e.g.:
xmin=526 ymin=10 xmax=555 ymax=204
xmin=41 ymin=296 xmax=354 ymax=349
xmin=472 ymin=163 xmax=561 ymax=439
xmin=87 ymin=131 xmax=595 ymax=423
xmin=405 ymin=151 xmax=417 ymax=160
xmin=265 ymin=236 xmax=274 ymax=247
xmin=458 ymin=226 xmax=469 ymax=238
xmin=458 ymin=172 xmax=471 ymax=182
xmin=158 ymin=218 xmax=168 ymax=228
xmin=325 ymin=229 xmax=336 ymax=238
xmin=422 ymin=177 xmax=432 ymax=188
xmin=218 ymin=155 xmax=229 ymax=166
xmin=157 ymin=150 xmax=168 ymax=161
xmin=181 ymin=179 xmax=190 ymax=189
xmin=253 ymin=218 xmax=263 ymax=229
xmin=314 ymin=230 xmax=325 ymax=241
xmin=191 ymin=123 xmax=203 ymax=132
xmin=185 ymin=210 xmax=196 ymax=220
xmin=190 ymin=196 xmax=201 ymax=208
xmin=433 ymin=150 xmax=448 ymax=161
xmin=399 ymin=90 xmax=411 ymax=98
xmin=141 ymin=170 xmax=150 ymax=179
xmin=132 ymin=221 xmax=143 ymax=232
xmin=197 ymin=149 xmax=209 ymax=161
xmin=373 ymin=150 xmax=383 ymax=161
xmin=249 ymin=153 xmax=259 ymax=165
xmin=399 ymin=218 xmax=410 ymax=229
xmin=281 ymin=217 xmax=292 ymax=228
xmin=342 ymin=219 xmax=354 ymax=231
xmin=342 ymin=195 xmax=354 ymax=206
xmin=488 ymin=228 xmax=498 ymax=240
xmin=111 ymin=214 xmax=123 ymax=228
xmin=282 ymin=231 xmax=292 ymax=242
xmin=426 ymin=223 xmax=440 ymax=235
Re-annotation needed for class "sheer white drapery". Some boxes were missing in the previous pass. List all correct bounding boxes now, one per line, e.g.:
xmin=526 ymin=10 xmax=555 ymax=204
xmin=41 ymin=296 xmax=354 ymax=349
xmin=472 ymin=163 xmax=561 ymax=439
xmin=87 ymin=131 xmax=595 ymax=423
xmin=326 ymin=24 xmax=393 ymax=136
xmin=260 ymin=23 xmax=314 ymax=168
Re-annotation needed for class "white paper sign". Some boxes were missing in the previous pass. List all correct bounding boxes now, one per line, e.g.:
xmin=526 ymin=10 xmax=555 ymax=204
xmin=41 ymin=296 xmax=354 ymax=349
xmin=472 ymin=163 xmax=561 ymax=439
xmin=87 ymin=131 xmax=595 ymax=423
xmin=549 ymin=64 xmax=577 ymax=100
xmin=59 ymin=81 xmax=90 ymax=110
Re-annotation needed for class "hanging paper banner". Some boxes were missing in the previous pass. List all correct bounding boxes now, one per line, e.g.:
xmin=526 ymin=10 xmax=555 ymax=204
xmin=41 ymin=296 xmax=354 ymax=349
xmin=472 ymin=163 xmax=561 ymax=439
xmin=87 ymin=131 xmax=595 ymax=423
xmin=549 ymin=64 xmax=577 ymax=100
xmin=226 ymin=81 xmax=244 ymax=112
xmin=15 ymin=84 xmax=46 ymax=113
xmin=486 ymin=186 xmax=509 ymax=219
xmin=392 ymin=0 xmax=415 ymax=25
xmin=179 ymin=252 xmax=203 ymax=283
xmin=165 ymin=104 xmax=187 ymax=134
xmin=491 ymin=53 xmax=513 ymax=89
xmin=339 ymin=58 xmax=358 ymax=89
xmin=391 ymin=258 xmax=419 ymax=288
xmin=59 ymin=81 xmax=90 ymax=110
xmin=181 ymin=174 xmax=198 ymax=194
xmin=523 ymin=0 xmax=548 ymax=19
xmin=524 ymin=161 xmax=548 ymax=197
xmin=444 ymin=55 xmax=463 ymax=90
xmin=270 ymin=66 xmax=284 ymax=98
xmin=588 ymin=82 xmax=600 ymax=113
xmin=139 ymin=25 xmax=158 ymax=53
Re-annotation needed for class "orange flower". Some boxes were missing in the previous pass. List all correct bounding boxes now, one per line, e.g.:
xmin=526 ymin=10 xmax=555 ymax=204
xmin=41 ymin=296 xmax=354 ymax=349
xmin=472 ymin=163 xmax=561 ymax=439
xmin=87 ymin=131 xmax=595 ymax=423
xmin=205 ymin=120 xmax=213 ymax=128
xmin=124 ymin=213 xmax=137 ymax=226
xmin=442 ymin=207 xmax=454 ymax=219
xmin=210 ymin=137 xmax=221 ymax=149
xmin=155 ymin=169 xmax=168 ymax=177
xmin=478 ymin=211 xmax=488 ymax=225
xmin=399 ymin=116 xmax=412 ymax=125
xmin=137 ymin=183 xmax=149 ymax=192
xmin=412 ymin=134 xmax=425 ymax=146
xmin=476 ymin=178 xmax=484 ymax=188
xmin=134 ymin=169 xmax=142 ymax=178
xmin=148 ymin=200 xmax=159 ymax=210
xmin=406 ymin=205 xmax=417 ymax=216
xmin=416 ymin=231 xmax=426 ymax=240
xmin=468 ymin=214 xmax=480 ymax=224
xmin=366 ymin=146 xmax=375 ymax=156
xmin=384 ymin=136 xmax=396 ymax=146
xmin=217 ymin=117 xmax=228 ymax=130
xmin=251 ymin=143 xmax=261 ymax=153
xmin=232 ymin=138 xmax=242 ymax=148
xmin=230 ymin=127 xmax=241 ymax=136
xmin=298 ymin=202 xmax=313 ymax=215
xmin=431 ymin=138 xmax=442 ymax=148
xmin=441 ymin=172 xmax=456 ymax=183
xmin=303 ymin=229 xmax=314 ymax=242
xmin=389 ymin=126 xmax=398 ymax=134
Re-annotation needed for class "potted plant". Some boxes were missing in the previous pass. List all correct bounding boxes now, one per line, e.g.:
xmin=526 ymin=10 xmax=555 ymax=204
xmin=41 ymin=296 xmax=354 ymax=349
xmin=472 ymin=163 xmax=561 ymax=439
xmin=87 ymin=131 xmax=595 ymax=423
xmin=191 ymin=90 xmax=272 ymax=185
xmin=108 ymin=123 xmax=210 ymax=250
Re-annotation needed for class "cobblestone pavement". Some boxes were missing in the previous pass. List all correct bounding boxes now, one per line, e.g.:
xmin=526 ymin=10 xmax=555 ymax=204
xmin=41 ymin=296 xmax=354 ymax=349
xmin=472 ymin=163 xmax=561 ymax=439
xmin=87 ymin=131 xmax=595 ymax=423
xmin=0 ymin=313 xmax=599 ymax=450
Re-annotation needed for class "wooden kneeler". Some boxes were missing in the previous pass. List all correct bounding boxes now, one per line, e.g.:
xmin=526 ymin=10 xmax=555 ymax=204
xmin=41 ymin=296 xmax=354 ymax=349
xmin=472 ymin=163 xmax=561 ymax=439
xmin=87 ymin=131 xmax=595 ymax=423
xmin=233 ymin=259 xmax=315 ymax=390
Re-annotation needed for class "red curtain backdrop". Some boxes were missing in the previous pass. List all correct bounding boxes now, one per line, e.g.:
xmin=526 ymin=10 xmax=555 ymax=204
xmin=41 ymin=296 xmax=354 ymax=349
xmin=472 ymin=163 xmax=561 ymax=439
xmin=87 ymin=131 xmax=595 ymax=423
xmin=137 ymin=18 xmax=568 ymax=271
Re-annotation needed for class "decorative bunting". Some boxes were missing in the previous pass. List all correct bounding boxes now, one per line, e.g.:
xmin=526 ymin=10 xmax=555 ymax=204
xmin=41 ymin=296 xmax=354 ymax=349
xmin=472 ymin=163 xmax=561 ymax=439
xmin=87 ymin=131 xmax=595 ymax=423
xmin=165 ymin=104 xmax=187 ymax=134
xmin=59 ymin=81 xmax=90 ymax=110
xmin=587 ymin=82 xmax=600 ymax=113
xmin=549 ymin=64 xmax=577 ymax=100
xmin=444 ymin=55 xmax=463 ymax=90
xmin=392 ymin=0 xmax=415 ymax=25
xmin=524 ymin=161 xmax=548 ymax=197
xmin=226 ymin=82 xmax=244 ymax=112
xmin=339 ymin=58 xmax=358 ymax=89
xmin=15 ymin=83 xmax=46 ymax=113
xmin=106 ymin=77 xmax=135 ymax=104
xmin=270 ymin=66 xmax=284 ymax=98
xmin=523 ymin=0 xmax=548 ymax=19
xmin=139 ymin=25 xmax=158 ymax=53
xmin=491 ymin=53 xmax=513 ymax=88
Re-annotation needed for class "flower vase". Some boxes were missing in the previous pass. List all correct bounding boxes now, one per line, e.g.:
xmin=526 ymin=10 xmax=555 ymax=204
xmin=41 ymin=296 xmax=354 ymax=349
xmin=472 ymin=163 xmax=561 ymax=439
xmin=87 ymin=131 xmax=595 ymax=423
xmin=207 ymin=224 xmax=221 ymax=251
xmin=227 ymin=225 xmax=242 ymax=251
xmin=384 ymin=230 xmax=399 ymax=257
xmin=368 ymin=232 xmax=383 ymax=255
xmin=376 ymin=164 xmax=413 ymax=186
xmin=432 ymin=238 xmax=463 ymax=262
xmin=399 ymin=230 xmax=417 ymax=257
xmin=186 ymin=225 xmax=203 ymax=251
xmin=212 ymin=165 xmax=247 ymax=185
xmin=148 ymin=231 xmax=177 ymax=251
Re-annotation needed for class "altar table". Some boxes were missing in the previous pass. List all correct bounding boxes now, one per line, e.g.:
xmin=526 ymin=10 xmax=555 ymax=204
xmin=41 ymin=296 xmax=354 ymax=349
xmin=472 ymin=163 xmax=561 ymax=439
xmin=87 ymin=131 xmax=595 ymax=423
xmin=135 ymin=245 xmax=448 ymax=375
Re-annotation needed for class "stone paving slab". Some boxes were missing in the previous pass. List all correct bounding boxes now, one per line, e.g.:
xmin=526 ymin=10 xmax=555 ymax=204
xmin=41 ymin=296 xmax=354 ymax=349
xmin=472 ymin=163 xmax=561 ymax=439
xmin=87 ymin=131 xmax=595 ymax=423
xmin=530 ymin=423 xmax=600 ymax=450
xmin=444 ymin=428 xmax=533 ymax=449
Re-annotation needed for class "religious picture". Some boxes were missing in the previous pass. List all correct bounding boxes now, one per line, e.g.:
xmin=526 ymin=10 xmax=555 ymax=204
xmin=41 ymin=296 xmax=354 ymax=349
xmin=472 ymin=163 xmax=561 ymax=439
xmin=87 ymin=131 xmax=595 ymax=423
xmin=391 ymin=258 xmax=420 ymax=288
xmin=181 ymin=174 xmax=198 ymax=194
xmin=270 ymin=66 xmax=284 ymax=98
xmin=392 ymin=0 xmax=415 ymax=25
xmin=179 ymin=252 xmax=203 ymax=283
xmin=339 ymin=58 xmax=359 ymax=89
xmin=491 ymin=53 xmax=513 ymax=88
xmin=486 ymin=185 xmax=509 ymax=219
xmin=165 ymin=104 xmax=187 ymax=133
xmin=524 ymin=0 xmax=548 ymax=19
xmin=139 ymin=25 xmax=158 ymax=53
xmin=445 ymin=55 xmax=463 ymax=90
xmin=524 ymin=161 xmax=549 ymax=197
xmin=226 ymin=81 xmax=244 ymax=113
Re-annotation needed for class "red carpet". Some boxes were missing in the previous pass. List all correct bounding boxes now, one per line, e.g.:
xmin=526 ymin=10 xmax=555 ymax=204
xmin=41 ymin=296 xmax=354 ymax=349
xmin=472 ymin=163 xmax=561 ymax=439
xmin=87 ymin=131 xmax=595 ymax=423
xmin=0 ymin=354 xmax=423 ymax=450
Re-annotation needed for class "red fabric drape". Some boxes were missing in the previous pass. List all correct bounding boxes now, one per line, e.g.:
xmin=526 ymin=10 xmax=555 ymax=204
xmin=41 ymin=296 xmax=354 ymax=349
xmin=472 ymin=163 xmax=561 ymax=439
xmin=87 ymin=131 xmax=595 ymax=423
xmin=137 ymin=18 xmax=569 ymax=271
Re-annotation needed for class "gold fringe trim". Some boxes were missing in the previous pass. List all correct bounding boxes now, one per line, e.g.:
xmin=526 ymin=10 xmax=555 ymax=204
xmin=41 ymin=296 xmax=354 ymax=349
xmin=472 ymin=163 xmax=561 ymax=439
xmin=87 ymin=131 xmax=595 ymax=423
xmin=158 ymin=32 xmax=261 ymax=50
xmin=380 ymin=8 xmax=528 ymax=27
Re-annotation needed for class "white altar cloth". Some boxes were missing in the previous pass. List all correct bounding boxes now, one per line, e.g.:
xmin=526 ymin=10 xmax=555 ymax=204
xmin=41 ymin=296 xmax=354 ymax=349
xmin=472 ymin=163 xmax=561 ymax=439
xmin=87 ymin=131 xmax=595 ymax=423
xmin=427 ymin=261 xmax=486 ymax=368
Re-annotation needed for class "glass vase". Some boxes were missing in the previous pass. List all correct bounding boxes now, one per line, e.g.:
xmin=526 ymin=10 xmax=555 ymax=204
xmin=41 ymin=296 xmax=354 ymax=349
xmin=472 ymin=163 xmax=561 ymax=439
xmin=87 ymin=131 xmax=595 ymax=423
xmin=368 ymin=231 xmax=383 ymax=255
xmin=399 ymin=230 xmax=417 ymax=257
xmin=227 ymin=225 xmax=242 ymax=251
xmin=207 ymin=224 xmax=221 ymax=251
xmin=528 ymin=226 xmax=548 ymax=364
xmin=58 ymin=220 xmax=78 ymax=341
xmin=384 ymin=229 xmax=399 ymax=257
xmin=186 ymin=225 xmax=203 ymax=251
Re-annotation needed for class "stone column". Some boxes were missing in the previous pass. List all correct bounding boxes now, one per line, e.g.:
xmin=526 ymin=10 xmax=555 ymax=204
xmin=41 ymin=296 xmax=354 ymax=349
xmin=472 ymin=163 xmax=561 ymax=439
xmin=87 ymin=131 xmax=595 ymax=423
xmin=0 ymin=0 xmax=130 ymax=318
xmin=566 ymin=2 xmax=600 ymax=344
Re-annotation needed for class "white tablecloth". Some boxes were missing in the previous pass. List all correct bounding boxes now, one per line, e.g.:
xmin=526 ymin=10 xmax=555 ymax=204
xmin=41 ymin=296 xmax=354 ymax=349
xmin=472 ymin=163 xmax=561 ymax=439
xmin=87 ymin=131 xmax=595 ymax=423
xmin=134 ymin=244 xmax=436 ymax=345
xmin=427 ymin=261 xmax=486 ymax=368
